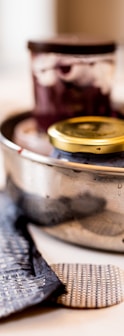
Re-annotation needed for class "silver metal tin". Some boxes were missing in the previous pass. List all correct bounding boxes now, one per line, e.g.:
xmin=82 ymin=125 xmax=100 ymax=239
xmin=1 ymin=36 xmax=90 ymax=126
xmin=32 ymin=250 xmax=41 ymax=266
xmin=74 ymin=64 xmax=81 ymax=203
xmin=0 ymin=112 xmax=124 ymax=252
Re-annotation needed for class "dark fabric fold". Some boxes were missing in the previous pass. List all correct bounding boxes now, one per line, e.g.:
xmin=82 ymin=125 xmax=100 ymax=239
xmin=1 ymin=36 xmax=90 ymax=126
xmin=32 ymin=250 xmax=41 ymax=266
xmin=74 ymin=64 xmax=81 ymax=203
xmin=0 ymin=191 xmax=65 ymax=319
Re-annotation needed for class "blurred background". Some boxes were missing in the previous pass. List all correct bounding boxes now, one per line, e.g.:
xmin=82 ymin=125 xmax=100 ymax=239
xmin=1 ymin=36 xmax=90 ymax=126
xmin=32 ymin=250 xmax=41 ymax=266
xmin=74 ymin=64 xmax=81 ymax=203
xmin=0 ymin=0 xmax=124 ymax=119
xmin=0 ymin=0 xmax=124 ymax=71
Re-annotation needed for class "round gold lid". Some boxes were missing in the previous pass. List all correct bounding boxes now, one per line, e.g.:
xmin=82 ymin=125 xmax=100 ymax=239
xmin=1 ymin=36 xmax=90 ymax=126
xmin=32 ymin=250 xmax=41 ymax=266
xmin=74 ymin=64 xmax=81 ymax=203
xmin=48 ymin=116 xmax=124 ymax=154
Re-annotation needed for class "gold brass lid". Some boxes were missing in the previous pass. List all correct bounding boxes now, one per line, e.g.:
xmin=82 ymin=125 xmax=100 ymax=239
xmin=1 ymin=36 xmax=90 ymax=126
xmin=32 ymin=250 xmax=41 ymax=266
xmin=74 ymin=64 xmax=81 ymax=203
xmin=48 ymin=116 xmax=124 ymax=154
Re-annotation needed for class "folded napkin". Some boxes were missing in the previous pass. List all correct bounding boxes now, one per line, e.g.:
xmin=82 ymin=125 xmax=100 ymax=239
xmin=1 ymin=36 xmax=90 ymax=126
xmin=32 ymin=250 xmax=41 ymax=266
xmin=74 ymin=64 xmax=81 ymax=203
xmin=0 ymin=191 xmax=65 ymax=319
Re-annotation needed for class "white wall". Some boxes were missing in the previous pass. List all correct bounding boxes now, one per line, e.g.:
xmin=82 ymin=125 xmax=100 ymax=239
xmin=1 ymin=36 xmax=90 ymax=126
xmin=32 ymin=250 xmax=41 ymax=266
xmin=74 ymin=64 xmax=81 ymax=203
xmin=0 ymin=0 xmax=57 ymax=69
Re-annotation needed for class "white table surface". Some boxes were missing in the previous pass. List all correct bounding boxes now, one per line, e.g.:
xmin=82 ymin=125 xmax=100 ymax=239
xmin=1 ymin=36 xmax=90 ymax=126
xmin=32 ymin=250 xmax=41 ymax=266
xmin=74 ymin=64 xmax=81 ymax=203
xmin=0 ymin=69 xmax=124 ymax=336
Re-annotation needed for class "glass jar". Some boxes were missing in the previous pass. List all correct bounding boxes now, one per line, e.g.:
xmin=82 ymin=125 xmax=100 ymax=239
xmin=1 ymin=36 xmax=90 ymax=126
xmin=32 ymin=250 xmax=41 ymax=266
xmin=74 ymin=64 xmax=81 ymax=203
xmin=48 ymin=115 xmax=124 ymax=167
xmin=27 ymin=36 xmax=118 ymax=132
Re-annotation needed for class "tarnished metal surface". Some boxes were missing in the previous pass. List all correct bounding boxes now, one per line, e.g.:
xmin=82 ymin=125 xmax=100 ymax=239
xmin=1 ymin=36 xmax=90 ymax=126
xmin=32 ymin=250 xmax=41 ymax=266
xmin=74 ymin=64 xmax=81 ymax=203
xmin=0 ymin=112 xmax=124 ymax=252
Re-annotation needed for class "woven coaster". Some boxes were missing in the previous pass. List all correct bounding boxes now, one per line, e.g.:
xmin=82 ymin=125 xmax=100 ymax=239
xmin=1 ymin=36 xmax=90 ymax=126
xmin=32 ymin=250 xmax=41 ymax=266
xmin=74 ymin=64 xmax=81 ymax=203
xmin=52 ymin=263 xmax=124 ymax=308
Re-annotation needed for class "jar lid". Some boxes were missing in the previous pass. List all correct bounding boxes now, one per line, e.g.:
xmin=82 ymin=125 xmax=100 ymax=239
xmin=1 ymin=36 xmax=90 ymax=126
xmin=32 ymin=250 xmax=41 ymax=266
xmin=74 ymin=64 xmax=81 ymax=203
xmin=27 ymin=35 xmax=116 ymax=55
xmin=48 ymin=116 xmax=124 ymax=154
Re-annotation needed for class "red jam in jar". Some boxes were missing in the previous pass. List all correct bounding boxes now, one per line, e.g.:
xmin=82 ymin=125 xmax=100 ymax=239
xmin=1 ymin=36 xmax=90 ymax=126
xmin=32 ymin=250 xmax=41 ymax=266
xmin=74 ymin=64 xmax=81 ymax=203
xmin=27 ymin=36 xmax=119 ymax=132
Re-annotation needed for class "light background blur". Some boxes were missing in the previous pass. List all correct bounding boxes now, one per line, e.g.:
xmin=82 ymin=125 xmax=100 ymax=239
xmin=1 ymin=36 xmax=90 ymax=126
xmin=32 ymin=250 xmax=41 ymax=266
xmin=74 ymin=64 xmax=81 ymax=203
xmin=0 ymin=0 xmax=124 ymax=72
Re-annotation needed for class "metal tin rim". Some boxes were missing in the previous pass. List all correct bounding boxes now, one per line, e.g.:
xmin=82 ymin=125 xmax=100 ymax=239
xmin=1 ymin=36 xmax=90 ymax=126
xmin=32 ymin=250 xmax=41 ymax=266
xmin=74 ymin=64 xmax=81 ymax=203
xmin=1 ymin=111 xmax=124 ymax=175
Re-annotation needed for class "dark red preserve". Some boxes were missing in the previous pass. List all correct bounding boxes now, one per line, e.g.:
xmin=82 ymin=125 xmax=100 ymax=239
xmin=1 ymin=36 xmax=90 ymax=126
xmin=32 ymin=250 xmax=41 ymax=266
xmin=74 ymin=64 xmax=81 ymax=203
xmin=27 ymin=36 xmax=118 ymax=132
